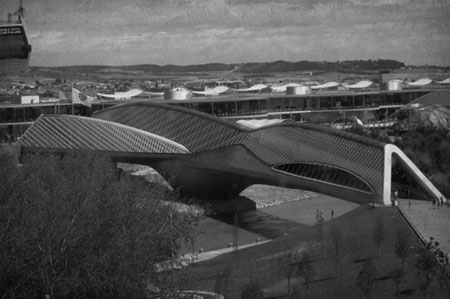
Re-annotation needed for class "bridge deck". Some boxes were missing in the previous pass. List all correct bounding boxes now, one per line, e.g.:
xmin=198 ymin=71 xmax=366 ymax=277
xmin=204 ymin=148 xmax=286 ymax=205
xmin=398 ymin=198 xmax=450 ymax=256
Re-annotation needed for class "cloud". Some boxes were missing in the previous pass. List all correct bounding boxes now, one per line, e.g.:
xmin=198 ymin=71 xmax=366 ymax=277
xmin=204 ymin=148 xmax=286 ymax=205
xmin=28 ymin=32 xmax=66 ymax=49
xmin=2 ymin=0 xmax=447 ymax=66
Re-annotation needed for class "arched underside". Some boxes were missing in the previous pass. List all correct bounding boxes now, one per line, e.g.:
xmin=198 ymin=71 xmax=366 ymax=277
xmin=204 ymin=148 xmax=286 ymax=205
xmin=148 ymin=145 xmax=379 ymax=204
xmin=17 ymin=102 xmax=444 ymax=205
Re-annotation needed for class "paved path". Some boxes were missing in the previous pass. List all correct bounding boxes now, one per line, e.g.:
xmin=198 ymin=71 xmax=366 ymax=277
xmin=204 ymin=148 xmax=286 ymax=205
xmin=187 ymin=240 xmax=271 ymax=263
xmin=158 ymin=240 xmax=271 ymax=271
xmin=398 ymin=199 xmax=450 ymax=255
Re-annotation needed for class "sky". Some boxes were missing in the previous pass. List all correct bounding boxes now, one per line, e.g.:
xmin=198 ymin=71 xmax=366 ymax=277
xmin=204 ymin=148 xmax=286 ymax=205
xmin=1 ymin=0 xmax=450 ymax=67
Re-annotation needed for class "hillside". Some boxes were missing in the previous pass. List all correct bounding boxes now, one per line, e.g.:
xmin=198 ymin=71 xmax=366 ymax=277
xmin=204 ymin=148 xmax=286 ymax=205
xmin=29 ymin=59 xmax=405 ymax=77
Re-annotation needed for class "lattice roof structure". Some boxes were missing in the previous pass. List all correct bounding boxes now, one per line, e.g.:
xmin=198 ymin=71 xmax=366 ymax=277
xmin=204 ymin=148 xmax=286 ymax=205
xmin=18 ymin=102 xmax=443 ymax=205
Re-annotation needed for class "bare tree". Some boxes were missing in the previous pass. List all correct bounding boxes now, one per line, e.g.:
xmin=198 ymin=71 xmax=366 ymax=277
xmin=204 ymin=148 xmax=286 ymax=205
xmin=233 ymin=213 xmax=240 ymax=266
xmin=389 ymin=268 xmax=403 ymax=299
xmin=214 ymin=271 xmax=224 ymax=298
xmin=316 ymin=214 xmax=327 ymax=258
xmin=296 ymin=251 xmax=316 ymax=299
xmin=372 ymin=216 xmax=387 ymax=258
xmin=437 ymin=269 xmax=450 ymax=299
xmin=329 ymin=224 xmax=343 ymax=277
xmin=0 ymin=151 xmax=198 ymax=298
xmin=355 ymin=259 xmax=378 ymax=299
xmin=277 ymin=246 xmax=299 ymax=297
xmin=214 ymin=262 xmax=233 ymax=299
xmin=415 ymin=246 xmax=440 ymax=299
xmin=394 ymin=228 xmax=411 ymax=273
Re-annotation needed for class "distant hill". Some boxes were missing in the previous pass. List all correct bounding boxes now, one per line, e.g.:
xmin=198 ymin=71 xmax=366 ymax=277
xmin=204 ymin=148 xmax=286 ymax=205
xmin=31 ymin=59 xmax=405 ymax=75
xmin=239 ymin=59 xmax=405 ymax=73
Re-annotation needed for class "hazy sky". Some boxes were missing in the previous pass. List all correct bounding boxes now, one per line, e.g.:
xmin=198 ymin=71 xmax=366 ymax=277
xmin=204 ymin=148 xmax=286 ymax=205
xmin=2 ymin=0 xmax=449 ymax=66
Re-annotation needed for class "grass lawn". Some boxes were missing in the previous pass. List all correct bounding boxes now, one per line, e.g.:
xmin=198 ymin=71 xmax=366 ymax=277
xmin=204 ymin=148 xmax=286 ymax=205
xmin=185 ymin=205 xmax=448 ymax=299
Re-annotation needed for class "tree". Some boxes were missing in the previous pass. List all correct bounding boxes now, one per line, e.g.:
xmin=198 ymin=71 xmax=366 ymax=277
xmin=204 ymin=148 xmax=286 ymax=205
xmin=437 ymin=269 xmax=450 ymax=299
xmin=389 ymin=268 xmax=403 ymax=299
xmin=394 ymin=126 xmax=450 ymax=197
xmin=415 ymin=247 xmax=439 ymax=299
xmin=438 ymin=140 xmax=450 ymax=173
xmin=316 ymin=213 xmax=327 ymax=258
xmin=214 ymin=262 xmax=233 ymax=299
xmin=233 ymin=213 xmax=240 ymax=266
xmin=355 ymin=260 xmax=378 ymax=299
xmin=394 ymin=228 xmax=411 ymax=273
xmin=416 ymin=238 xmax=450 ymax=298
xmin=329 ymin=224 xmax=343 ymax=277
xmin=296 ymin=251 xmax=316 ymax=299
xmin=0 ymin=150 xmax=197 ymax=298
xmin=277 ymin=246 xmax=299 ymax=297
xmin=372 ymin=216 xmax=387 ymax=258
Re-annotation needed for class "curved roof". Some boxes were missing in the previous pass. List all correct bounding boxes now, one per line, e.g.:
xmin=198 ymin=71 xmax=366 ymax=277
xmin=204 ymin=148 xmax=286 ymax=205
xmin=97 ymin=89 xmax=143 ymax=100
xmin=19 ymin=114 xmax=189 ymax=154
xmin=437 ymin=78 xmax=450 ymax=84
xmin=92 ymin=102 xmax=386 ymax=194
xmin=343 ymin=80 xmax=373 ymax=89
xmin=93 ymin=102 xmax=248 ymax=152
xmin=236 ymin=119 xmax=288 ymax=128
xmin=407 ymin=78 xmax=432 ymax=86
xmin=232 ymin=84 xmax=268 ymax=92
xmin=311 ymin=81 xmax=340 ymax=89
xmin=191 ymin=85 xmax=229 ymax=96
xmin=93 ymin=101 xmax=385 ymax=151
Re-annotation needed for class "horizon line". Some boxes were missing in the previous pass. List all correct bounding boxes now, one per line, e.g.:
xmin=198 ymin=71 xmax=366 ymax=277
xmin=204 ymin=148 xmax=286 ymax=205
xmin=26 ymin=60 xmax=450 ymax=69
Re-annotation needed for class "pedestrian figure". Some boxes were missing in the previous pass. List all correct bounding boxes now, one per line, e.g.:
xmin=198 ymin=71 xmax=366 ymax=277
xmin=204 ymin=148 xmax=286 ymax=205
xmin=432 ymin=199 xmax=436 ymax=209
xmin=391 ymin=191 xmax=396 ymax=208
xmin=331 ymin=209 xmax=335 ymax=219
xmin=408 ymin=200 xmax=411 ymax=210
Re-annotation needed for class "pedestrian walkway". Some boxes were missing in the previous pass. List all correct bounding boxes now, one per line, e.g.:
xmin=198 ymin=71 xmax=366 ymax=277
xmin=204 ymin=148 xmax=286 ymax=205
xmin=188 ymin=240 xmax=272 ymax=263
xmin=157 ymin=240 xmax=271 ymax=272
xmin=398 ymin=199 xmax=450 ymax=255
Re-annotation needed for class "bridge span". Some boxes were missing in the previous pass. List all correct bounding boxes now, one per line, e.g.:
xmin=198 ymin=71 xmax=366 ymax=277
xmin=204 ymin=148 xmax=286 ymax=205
xmin=18 ymin=102 xmax=443 ymax=205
